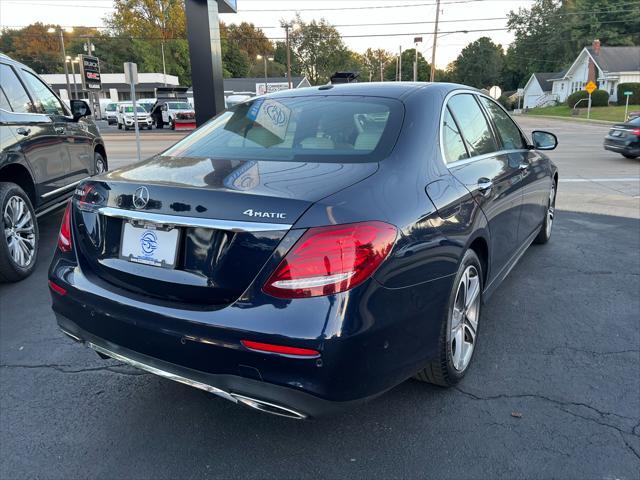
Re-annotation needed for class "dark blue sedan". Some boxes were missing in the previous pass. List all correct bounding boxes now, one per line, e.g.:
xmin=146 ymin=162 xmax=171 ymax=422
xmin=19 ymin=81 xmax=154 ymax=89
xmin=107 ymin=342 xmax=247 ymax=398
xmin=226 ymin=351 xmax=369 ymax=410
xmin=49 ymin=83 xmax=558 ymax=419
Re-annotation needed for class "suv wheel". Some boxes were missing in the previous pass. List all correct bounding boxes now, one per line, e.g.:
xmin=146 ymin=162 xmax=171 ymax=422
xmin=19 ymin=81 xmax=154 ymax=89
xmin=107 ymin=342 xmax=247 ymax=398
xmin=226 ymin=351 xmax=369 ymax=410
xmin=94 ymin=151 xmax=107 ymax=174
xmin=117 ymin=122 xmax=122 ymax=130
xmin=0 ymin=183 xmax=39 ymax=282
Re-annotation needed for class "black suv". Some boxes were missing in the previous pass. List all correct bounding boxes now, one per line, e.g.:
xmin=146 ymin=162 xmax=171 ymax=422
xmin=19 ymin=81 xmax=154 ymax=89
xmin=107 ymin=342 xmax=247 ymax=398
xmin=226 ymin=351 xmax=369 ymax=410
xmin=0 ymin=53 xmax=107 ymax=282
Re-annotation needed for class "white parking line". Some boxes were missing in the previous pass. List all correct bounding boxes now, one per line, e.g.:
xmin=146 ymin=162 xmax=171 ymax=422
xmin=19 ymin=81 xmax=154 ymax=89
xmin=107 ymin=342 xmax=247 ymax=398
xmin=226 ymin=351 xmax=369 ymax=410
xmin=560 ymin=178 xmax=640 ymax=183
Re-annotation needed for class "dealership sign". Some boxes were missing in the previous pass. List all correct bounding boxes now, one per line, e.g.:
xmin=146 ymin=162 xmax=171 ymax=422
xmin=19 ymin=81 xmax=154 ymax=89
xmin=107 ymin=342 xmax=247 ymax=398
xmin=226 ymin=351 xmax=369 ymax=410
xmin=256 ymin=82 xmax=290 ymax=96
xmin=79 ymin=55 xmax=102 ymax=91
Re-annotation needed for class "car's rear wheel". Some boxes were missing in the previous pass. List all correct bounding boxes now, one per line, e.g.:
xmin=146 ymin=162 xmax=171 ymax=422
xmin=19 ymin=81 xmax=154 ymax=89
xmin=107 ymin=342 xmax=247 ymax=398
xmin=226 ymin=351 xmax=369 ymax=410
xmin=0 ymin=183 xmax=39 ymax=282
xmin=94 ymin=151 xmax=107 ymax=175
xmin=534 ymin=180 xmax=556 ymax=244
xmin=414 ymin=249 xmax=482 ymax=386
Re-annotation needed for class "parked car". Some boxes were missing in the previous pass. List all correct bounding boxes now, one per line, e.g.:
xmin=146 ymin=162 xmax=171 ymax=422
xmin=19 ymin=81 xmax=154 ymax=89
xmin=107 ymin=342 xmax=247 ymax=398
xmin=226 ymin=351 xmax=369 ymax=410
xmin=49 ymin=83 xmax=558 ymax=418
xmin=153 ymin=101 xmax=195 ymax=129
xmin=0 ymin=53 xmax=107 ymax=282
xmin=104 ymin=102 xmax=118 ymax=125
xmin=603 ymin=116 xmax=640 ymax=159
xmin=116 ymin=103 xmax=152 ymax=130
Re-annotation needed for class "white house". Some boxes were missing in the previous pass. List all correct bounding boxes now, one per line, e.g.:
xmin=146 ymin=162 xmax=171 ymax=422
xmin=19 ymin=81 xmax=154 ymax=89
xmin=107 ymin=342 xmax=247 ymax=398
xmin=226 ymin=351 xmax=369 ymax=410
xmin=521 ymin=72 xmax=560 ymax=108
xmin=550 ymin=40 xmax=640 ymax=103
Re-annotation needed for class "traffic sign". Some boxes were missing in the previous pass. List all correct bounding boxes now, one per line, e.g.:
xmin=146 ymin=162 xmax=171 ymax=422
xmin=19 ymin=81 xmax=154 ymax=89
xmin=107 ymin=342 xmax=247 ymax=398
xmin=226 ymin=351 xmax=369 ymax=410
xmin=585 ymin=81 xmax=597 ymax=94
xmin=624 ymin=91 xmax=633 ymax=96
xmin=489 ymin=85 xmax=502 ymax=99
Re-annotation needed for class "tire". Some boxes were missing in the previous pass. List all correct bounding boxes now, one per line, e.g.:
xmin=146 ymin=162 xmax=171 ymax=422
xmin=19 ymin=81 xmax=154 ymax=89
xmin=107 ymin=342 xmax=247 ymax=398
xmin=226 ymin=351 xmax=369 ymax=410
xmin=170 ymin=118 xmax=175 ymax=130
xmin=94 ymin=150 xmax=107 ymax=175
xmin=0 ymin=182 xmax=39 ymax=283
xmin=117 ymin=122 xmax=122 ymax=130
xmin=415 ymin=249 xmax=483 ymax=387
xmin=534 ymin=179 xmax=556 ymax=244
xmin=622 ymin=153 xmax=638 ymax=159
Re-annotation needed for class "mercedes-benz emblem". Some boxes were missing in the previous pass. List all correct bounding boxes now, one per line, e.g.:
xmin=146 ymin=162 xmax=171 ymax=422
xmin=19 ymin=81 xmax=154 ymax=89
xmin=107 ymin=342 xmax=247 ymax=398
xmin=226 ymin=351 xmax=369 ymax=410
xmin=132 ymin=186 xmax=149 ymax=209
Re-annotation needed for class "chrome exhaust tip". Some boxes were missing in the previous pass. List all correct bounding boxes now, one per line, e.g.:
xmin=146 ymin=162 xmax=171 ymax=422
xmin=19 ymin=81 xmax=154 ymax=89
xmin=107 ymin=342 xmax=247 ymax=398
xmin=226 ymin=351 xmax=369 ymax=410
xmin=230 ymin=393 xmax=307 ymax=420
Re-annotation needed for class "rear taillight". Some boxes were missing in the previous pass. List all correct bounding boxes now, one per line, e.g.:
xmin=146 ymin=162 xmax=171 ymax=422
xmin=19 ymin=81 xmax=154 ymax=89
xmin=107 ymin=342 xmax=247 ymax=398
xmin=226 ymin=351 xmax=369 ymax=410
xmin=57 ymin=201 xmax=72 ymax=252
xmin=632 ymin=128 xmax=640 ymax=136
xmin=263 ymin=221 xmax=397 ymax=299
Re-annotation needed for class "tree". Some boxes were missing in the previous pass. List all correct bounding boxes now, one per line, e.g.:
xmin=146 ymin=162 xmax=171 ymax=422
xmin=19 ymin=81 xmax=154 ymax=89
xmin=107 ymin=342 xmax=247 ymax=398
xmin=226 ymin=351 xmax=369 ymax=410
xmin=383 ymin=48 xmax=430 ymax=81
xmin=450 ymin=37 xmax=504 ymax=89
xmin=360 ymin=48 xmax=393 ymax=82
xmin=289 ymin=15 xmax=351 ymax=85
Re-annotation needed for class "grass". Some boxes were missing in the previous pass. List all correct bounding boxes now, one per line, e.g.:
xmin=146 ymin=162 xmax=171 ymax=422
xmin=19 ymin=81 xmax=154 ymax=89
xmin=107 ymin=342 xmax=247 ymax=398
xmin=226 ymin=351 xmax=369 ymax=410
xmin=525 ymin=104 xmax=639 ymax=122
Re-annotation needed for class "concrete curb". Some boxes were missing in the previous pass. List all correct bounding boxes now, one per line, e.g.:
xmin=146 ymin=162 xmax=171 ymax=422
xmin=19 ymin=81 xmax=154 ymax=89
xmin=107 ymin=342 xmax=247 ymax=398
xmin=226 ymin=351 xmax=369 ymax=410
xmin=516 ymin=114 xmax=617 ymax=125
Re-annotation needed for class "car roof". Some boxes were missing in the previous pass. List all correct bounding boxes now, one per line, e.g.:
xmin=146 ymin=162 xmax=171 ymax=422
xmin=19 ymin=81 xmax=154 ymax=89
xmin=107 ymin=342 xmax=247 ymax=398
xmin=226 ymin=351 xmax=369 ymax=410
xmin=265 ymin=82 xmax=475 ymax=101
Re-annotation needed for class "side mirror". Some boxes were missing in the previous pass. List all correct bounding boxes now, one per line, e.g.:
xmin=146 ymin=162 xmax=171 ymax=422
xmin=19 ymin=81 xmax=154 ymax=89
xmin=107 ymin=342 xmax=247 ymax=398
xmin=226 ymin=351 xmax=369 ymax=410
xmin=531 ymin=130 xmax=557 ymax=150
xmin=70 ymin=100 xmax=91 ymax=121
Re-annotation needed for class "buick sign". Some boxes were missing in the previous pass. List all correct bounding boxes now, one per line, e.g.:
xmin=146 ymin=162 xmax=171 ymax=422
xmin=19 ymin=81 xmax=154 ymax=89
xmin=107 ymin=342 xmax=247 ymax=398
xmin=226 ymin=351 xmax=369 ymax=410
xmin=79 ymin=54 xmax=102 ymax=91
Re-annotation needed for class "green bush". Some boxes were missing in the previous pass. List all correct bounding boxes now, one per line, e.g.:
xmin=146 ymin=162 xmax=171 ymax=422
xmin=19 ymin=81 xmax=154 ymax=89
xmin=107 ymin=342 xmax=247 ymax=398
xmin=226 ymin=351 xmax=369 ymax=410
xmin=616 ymin=83 xmax=640 ymax=105
xmin=567 ymin=89 xmax=609 ymax=108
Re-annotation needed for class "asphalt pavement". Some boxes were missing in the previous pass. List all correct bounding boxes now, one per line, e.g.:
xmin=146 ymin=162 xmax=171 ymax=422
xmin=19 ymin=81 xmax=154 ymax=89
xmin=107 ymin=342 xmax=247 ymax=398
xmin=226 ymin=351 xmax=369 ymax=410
xmin=0 ymin=116 xmax=638 ymax=479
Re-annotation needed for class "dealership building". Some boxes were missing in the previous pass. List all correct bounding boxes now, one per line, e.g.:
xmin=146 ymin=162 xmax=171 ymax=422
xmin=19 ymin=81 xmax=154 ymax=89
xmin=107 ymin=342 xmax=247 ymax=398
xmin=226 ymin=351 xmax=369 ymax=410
xmin=41 ymin=73 xmax=311 ymax=103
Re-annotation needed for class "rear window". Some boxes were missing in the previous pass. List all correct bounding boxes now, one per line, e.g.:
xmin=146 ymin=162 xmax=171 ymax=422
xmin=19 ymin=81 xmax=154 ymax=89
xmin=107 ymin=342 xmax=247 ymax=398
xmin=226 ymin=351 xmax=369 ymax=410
xmin=168 ymin=102 xmax=191 ymax=109
xmin=164 ymin=96 xmax=404 ymax=163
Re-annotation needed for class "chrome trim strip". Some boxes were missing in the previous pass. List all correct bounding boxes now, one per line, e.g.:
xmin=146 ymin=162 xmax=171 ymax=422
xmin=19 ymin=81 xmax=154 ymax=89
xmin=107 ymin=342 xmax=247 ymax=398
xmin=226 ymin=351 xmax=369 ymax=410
xmin=98 ymin=206 xmax=292 ymax=232
xmin=36 ymin=197 xmax=69 ymax=218
xmin=87 ymin=342 xmax=238 ymax=404
xmin=41 ymin=178 xmax=87 ymax=198
xmin=230 ymin=393 xmax=307 ymax=420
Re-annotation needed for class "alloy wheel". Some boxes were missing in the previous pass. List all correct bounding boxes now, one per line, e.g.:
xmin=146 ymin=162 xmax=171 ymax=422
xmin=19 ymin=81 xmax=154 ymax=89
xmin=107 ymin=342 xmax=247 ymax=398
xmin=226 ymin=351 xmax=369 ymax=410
xmin=450 ymin=265 xmax=480 ymax=372
xmin=3 ymin=195 xmax=36 ymax=268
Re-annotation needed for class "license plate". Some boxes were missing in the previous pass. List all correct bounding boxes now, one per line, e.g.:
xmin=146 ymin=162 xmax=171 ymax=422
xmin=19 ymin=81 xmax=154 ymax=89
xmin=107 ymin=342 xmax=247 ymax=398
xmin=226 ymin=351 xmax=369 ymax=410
xmin=120 ymin=222 xmax=179 ymax=268
xmin=612 ymin=130 xmax=623 ymax=137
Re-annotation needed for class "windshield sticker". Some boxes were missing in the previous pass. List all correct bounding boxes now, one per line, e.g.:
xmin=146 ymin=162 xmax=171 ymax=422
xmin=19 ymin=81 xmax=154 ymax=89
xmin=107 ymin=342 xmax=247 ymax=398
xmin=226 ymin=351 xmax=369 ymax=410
xmin=247 ymin=99 xmax=291 ymax=140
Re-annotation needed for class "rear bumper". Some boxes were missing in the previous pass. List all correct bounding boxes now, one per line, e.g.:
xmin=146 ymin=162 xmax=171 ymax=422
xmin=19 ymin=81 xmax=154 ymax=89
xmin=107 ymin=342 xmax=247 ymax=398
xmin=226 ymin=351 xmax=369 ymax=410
xmin=603 ymin=138 xmax=640 ymax=155
xmin=55 ymin=314 xmax=362 ymax=418
xmin=49 ymin=259 xmax=452 ymax=417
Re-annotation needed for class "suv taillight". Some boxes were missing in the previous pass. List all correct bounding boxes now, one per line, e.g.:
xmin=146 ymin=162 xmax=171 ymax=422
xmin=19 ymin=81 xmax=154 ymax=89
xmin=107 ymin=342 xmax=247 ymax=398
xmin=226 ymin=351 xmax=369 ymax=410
xmin=263 ymin=221 xmax=397 ymax=299
xmin=57 ymin=201 xmax=72 ymax=252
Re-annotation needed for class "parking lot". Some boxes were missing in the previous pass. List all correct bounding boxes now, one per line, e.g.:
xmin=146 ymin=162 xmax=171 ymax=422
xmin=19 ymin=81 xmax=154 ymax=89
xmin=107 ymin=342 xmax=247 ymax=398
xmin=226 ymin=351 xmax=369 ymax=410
xmin=1 ymin=116 xmax=638 ymax=478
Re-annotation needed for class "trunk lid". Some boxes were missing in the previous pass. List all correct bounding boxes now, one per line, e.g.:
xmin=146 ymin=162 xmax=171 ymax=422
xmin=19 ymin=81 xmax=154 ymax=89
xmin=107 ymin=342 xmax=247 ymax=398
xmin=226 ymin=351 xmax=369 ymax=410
xmin=73 ymin=155 xmax=377 ymax=307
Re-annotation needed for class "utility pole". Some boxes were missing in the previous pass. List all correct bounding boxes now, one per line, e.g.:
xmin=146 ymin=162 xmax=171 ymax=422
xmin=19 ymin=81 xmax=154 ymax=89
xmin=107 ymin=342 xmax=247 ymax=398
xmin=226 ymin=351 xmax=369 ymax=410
xmin=399 ymin=46 xmax=402 ymax=81
xmin=48 ymin=27 xmax=72 ymax=99
xmin=430 ymin=0 xmax=441 ymax=82
xmin=379 ymin=51 xmax=383 ymax=81
xmin=282 ymin=22 xmax=293 ymax=89
xmin=160 ymin=1 xmax=167 ymax=86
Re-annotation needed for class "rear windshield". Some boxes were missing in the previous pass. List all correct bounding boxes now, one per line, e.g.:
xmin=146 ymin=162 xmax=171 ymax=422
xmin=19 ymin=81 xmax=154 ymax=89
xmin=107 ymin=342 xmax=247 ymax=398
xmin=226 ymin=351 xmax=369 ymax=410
xmin=164 ymin=96 xmax=404 ymax=163
xmin=168 ymin=102 xmax=191 ymax=109
xmin=123 ymin=105 xmax=145 ymax=113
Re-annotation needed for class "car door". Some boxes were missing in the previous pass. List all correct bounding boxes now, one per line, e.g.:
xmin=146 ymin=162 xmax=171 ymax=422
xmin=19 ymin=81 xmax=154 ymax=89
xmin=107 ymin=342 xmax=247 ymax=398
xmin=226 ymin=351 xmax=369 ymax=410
xmin=0 ymin=62 xmax=70 ymax=201
xmin=477 ymin=95 xmax=548 ymax=243
xmin=444 ymin=93 xmax=524 ymax=276
xmin=20 ymin=69 xmax=91 ymax=184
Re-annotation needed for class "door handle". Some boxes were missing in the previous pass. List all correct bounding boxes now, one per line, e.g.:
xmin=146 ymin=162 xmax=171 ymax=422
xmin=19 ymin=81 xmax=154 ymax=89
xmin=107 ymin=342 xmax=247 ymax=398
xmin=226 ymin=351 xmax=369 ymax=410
xmin=476 ymin=178 xmax=493 ymax=193
xmin=54 ymin=126 xmax=65 ymax=134
xmin=16 ymin=127 xmax=31 ymax=136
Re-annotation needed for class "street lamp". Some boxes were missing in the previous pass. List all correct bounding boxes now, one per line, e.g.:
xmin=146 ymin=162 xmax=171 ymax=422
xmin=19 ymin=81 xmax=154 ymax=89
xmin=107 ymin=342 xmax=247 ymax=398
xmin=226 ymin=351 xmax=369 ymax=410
xmin=257 ymin=54 xmax=274 ymax=94
xmin=66 ymin=56 xmax=80 ymax=99
xmin=413 ymin=36 xmax=423 ymax=82
xmin=48 ymin=26 xmax=73 ymax=100
xmin=280 ymin=21 xmax=299 ymax=89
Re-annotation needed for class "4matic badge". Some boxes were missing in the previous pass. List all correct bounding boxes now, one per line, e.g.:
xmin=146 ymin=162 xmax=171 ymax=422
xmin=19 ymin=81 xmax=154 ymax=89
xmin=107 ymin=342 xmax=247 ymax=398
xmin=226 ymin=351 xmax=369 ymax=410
xmin=243 ymin=209 xmax=287 ymax=219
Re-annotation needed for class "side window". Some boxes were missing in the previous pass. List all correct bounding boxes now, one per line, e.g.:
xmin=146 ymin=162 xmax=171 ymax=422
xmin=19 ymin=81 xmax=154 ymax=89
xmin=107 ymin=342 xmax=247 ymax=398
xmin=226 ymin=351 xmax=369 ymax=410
xmin=0 ymin=64 xmax=36 ymax=113
xmin=442 ymin=107 xmax=468 ymax=163
xmin=479 ymin=97 xmax=526 ymax=150
xmin=20 ymin=70 xmax=66 ymax=116
xmin=447 ymin=94 xmax=498 ymax=157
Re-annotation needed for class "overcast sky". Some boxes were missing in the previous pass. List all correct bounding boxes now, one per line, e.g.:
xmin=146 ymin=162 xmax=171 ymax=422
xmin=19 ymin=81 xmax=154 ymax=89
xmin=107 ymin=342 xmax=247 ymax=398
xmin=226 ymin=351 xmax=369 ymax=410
xmin=0 ymin=0 xmax=534 ymax=68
